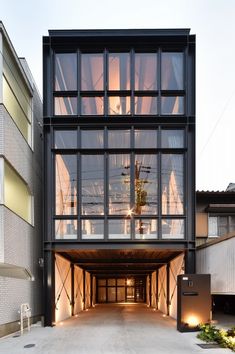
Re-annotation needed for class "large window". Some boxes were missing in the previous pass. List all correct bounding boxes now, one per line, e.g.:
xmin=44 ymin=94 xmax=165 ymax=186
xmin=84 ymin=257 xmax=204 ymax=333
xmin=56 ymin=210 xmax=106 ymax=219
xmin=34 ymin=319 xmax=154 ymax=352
xmin=53 ymin=51 xmax=185 ymax=116
xmin=53 ymin=128 xmax=186 ymax=240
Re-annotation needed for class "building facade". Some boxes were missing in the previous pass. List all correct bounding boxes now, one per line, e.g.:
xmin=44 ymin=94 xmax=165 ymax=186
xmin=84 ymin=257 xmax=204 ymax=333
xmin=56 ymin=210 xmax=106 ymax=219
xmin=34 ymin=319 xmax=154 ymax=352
xmin=43 ymin=29 xmax=195 ymax=325
xmin=0 ymin=22 xmax=43 ymax=337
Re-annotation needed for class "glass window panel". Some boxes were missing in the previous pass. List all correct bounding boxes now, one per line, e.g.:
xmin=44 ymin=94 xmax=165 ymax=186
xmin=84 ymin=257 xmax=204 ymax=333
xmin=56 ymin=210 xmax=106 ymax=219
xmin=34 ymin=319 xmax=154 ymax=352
xmin=81 ymin=130 xmax=104 ymax=148
xmin=161 ymin=130 xmax=184 ymax=148
xmin=109 ymin=154 xmax=130 ymax=215
xmin=55 ymin=155 xmax=77 ymax=215
xmin=126 ymin=278 xmax=135 ymax=286
xmin=98 ymin=287 xmax=106 ymax=302
xmin=135 ymin=96 xmax=157 ymax=115
xmin=162 ymin=154 xmax=184 ymax=215
xmin=54 ymin=97 xmax=77 ymax=115
xmin=55 ymin=220 xmax=77 ymax=239
xmin=109 ymin=96 xmax=130 ymax=115
xmin=82 ymin=155 xmax=104 ymax=215
xmin=108 ymin=219 xmax=131 ymax=239
xmin=54 ymin=130 xmax=77 ymax=149
xmin=161 ymin=96 xmax=184 ymax=115
xmin=117 ymin=287 xmax=125 ymax=302
xmin=162 ymin=219 xmax=184 ymax=239
xmin=108 ymin=287 xmax=116 ymax=302
xmin=82 ymin=219 xmax=104 ymax=239
xmin=135 ymin=130 xmax=157 ymax=148
xmin=229 ymin=216 xmax=235 ymax=233
xmin=108 ymin=279 xmax=116 ymax=286
xmin=81 ymin=54 xmax=103 ymax=91
xmin=81 ymin=97 xmax=104 ymax=115
xmin=108 ymin=130 xmax=130 ymax=148
xmin=208 ymin=217 xmax=218 ymax=237
xmin=135 ymin=155 xmax=158 ymax=215
xmin=109 ymin=53 xmax=130 ymax=90
xmin=135 ymin=53 xmax=157 ymax=90
xmin=161 ymin=52 xmax=183 ymax=90
xmin=55 ymin=53 xmax=77 ymax=91
xmin=135 ymin=219 xmax=158 ymax=239
xmin=98 ymin=279 xmax=106 ymax=286
xmin=117 ymin=279 xmax=125 ymax=286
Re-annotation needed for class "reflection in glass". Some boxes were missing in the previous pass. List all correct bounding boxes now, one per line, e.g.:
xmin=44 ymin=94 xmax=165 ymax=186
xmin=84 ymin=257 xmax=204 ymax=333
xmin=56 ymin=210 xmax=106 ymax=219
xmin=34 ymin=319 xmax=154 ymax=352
xmin=81 ymin=130 xmax=104 ymax=148
xmin=108 ymin=287 xmax=116 ymax=302
xmin=54 ymin=97 xmax=77 ymax=115
xmin=82 ymin=155 xmax=104 ymax=215
xmin=81 ymin=54 xmax=103 ymax=91
xmin=55 ymin=53 xmax=77 ymax=91
xmin=109 ymin=96 xmax=130 ymax=115
xmin=135 ymin=130 xmax=157 ymax=148
xmin=135 ymin=96 xmax=157 ymax=115
xmin=55 ymin=155 xmax=77 ymax=215
xmin=109 ymin=154 xmax=130 ymax=215
xmin=55 ymin=220 xmax=77 ymax=239
xmin=117 ymin=287 xmax=125 ymax=302
xmin=162 ymin=154 xmax=184 ymax=215
xmin=135 ymin=155 xmax=157 ymax=215
xmin=109 ymin=53 xmax=130 ymax=90
xmin=135 ymin=219 xmax=157 ymax=239
xmin=108 ymin=220 xmax=131 ymax=239
xmin=98 ymin=287 xmax=106 ymax=302
xmin=81 ymin=97 xmax=103 ymax=115
xmin=117 ymin=279 xmax=125 ymax=286
xmin=54 ymin=130 xmax=77 ymax=149
xmin=108 ymin=130 xmax=130 ymax=148
xmin=81 ymin=219 xmax=104 ymax=239
xmin=135 ymin=54 xmax=157 ymax=90
xmin=108 ymin=279 xmax=116 ymax=286
xmin=162 ymin=219 xmax=184 ymax=239
xmin=161 ymin=96 xmax=184 ymax=115
xmin=161 ymin=130 xmax=184 ymax=148
xmin=161 ymin=53 xmax=183 ymax=90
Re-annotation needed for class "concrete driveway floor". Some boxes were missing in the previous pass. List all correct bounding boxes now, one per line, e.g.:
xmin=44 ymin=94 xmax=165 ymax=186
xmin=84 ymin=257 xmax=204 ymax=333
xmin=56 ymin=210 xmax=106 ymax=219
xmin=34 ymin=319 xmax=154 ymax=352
xmin=0 ymin=304 xmax=230 ymax=354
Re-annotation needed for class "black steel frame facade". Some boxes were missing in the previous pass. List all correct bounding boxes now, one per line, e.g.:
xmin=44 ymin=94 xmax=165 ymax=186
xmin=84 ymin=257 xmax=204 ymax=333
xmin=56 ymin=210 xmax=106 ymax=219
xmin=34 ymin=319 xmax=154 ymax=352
xmin=43 ymin=29 xmax=196 ymax=326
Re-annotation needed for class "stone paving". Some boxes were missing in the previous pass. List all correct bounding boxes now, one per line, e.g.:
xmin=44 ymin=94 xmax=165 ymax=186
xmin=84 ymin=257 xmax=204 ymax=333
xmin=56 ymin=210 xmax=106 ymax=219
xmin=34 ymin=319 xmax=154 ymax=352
xmin=0 ymin=304 xmax=230 ymax=354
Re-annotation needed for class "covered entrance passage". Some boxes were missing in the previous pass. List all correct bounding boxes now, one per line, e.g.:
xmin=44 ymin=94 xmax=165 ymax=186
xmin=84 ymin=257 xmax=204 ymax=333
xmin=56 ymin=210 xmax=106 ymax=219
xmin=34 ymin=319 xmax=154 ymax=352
xmin=49 ymin=247 xmax=186 ymax=325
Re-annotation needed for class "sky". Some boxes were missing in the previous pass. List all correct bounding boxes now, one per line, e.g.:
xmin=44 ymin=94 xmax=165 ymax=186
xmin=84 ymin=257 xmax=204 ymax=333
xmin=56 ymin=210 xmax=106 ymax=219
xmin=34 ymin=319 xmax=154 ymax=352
xmin=1 ymin=0 xmax=235 ymax=191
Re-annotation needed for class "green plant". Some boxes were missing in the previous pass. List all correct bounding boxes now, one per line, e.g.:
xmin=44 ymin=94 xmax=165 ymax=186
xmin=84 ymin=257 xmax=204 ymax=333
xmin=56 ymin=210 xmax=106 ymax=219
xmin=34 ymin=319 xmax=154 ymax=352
xmin=197 ymin=324 xmax=235 ymax=352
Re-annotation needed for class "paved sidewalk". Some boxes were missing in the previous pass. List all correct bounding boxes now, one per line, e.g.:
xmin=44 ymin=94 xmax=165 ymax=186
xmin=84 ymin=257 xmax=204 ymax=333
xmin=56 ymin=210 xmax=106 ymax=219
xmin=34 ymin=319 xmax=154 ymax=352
xmin=0 ymin=304 xmax=229 ymax=354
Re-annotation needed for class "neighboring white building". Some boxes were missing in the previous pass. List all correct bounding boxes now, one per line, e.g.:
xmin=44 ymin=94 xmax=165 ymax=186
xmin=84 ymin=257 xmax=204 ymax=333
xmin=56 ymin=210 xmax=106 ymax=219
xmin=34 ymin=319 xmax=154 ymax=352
xmin=0 ymin=22 xmax=43 ymax=337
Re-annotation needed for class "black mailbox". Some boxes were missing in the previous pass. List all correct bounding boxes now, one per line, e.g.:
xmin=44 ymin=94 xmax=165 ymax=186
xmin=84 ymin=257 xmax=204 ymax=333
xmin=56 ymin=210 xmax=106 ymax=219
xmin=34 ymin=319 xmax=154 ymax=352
xmin=177 ymin=274 xmax=211 ymax=332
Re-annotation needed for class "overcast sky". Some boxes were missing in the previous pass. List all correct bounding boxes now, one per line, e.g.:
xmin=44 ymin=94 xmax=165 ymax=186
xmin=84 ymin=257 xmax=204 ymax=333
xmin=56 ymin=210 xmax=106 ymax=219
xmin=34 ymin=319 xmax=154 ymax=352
xmin=1 ymin=0 xmax=235 ymax=191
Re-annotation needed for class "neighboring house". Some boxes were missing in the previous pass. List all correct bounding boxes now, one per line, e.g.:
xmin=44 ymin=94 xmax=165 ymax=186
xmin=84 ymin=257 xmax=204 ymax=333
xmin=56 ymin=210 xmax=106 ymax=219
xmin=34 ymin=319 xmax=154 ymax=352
xmin=196 ymin=186 xmax=235 ymax=313
xmin=0 ymin=22 xmax=43 ymax=337
xmin=43 ymin=29 xmax=195 ymax=325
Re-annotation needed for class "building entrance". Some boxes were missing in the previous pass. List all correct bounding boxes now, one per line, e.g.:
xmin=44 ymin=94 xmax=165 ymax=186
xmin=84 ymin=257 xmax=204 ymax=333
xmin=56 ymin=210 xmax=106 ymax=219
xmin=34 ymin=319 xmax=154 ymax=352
xmin=97 ymin=277 xmax=145 ymax=303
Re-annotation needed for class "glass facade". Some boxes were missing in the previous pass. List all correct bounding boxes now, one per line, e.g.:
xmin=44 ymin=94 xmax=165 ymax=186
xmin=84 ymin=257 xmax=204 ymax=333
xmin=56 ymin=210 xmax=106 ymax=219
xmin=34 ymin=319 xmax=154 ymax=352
xmin=53 ymin=128 xmax=186 ymax=240
xmin=52 ymin=51 xmax=185 ymax=116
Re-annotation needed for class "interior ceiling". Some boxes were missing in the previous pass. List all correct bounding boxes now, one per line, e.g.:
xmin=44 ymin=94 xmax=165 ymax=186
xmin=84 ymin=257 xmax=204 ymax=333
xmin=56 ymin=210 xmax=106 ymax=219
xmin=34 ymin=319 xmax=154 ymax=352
xmin=59 ymin=249 xmax=184 ymax=276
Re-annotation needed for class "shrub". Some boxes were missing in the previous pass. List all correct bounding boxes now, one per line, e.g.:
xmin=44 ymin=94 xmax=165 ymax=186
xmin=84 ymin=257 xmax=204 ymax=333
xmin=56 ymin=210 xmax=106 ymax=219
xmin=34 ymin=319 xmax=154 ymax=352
xmin=197 ymin=324 xmax=235 ymax=352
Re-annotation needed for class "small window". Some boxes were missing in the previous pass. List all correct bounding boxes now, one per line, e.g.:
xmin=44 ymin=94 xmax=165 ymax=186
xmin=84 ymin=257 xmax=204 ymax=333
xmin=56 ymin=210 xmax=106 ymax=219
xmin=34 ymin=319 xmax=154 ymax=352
xmin=162 ymin=219 xmax=184 ymax=239
xmin=108 ymin=53 xmax=130 ymax=90
xmin=135 ymin=96 xmax=158 ymax=115
xmin=81 ymin=97 xmax=104 ymax=115
xmin=54 ymin=97 xmax=77 ymax=115
xmin=54 ymin=130 xmax=77 ymax=149
xmin=161 ymin=52 xmax=184 ymax=90
xmin=161 ymin=130 xmax=184 ymax=148
xmin=55 ymin=220 xmax=77 ymax=239
xmin=108 ymin=96 xmax=131 ymax=115
xmin=81 ymin=54 xmax=104 ymax=91
xmin=82 ymin=220 xmax=104 ymax=239
xmin=208 ymin=217 xmax=218 ymax=237
xmin=161 ymin=96 xmax=184 ymax=115
xmin=108 ymin=130 xmax=130 ymax=148
xmin=135 ymin=219 xmax=158 ymax=239
xmin=55 ymin=53 xmax=77 ymax=91
xmin=135 ymin=130 xmax=157 ymax=148
xmin=135 ymin=53 xmax=157 ymax=90
xmin=81 ymin=130 xmax=104 ymax=148
xmin=108 ymin=219 xmax=131 ymax=239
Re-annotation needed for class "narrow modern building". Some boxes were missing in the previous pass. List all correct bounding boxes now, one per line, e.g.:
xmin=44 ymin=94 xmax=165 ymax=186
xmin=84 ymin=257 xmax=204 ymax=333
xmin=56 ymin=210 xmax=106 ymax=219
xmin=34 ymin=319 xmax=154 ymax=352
xmin=0 ymin=22 xmax=43 ymax=337
xmin=43 ymin=29 xmax=196 ymax=325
